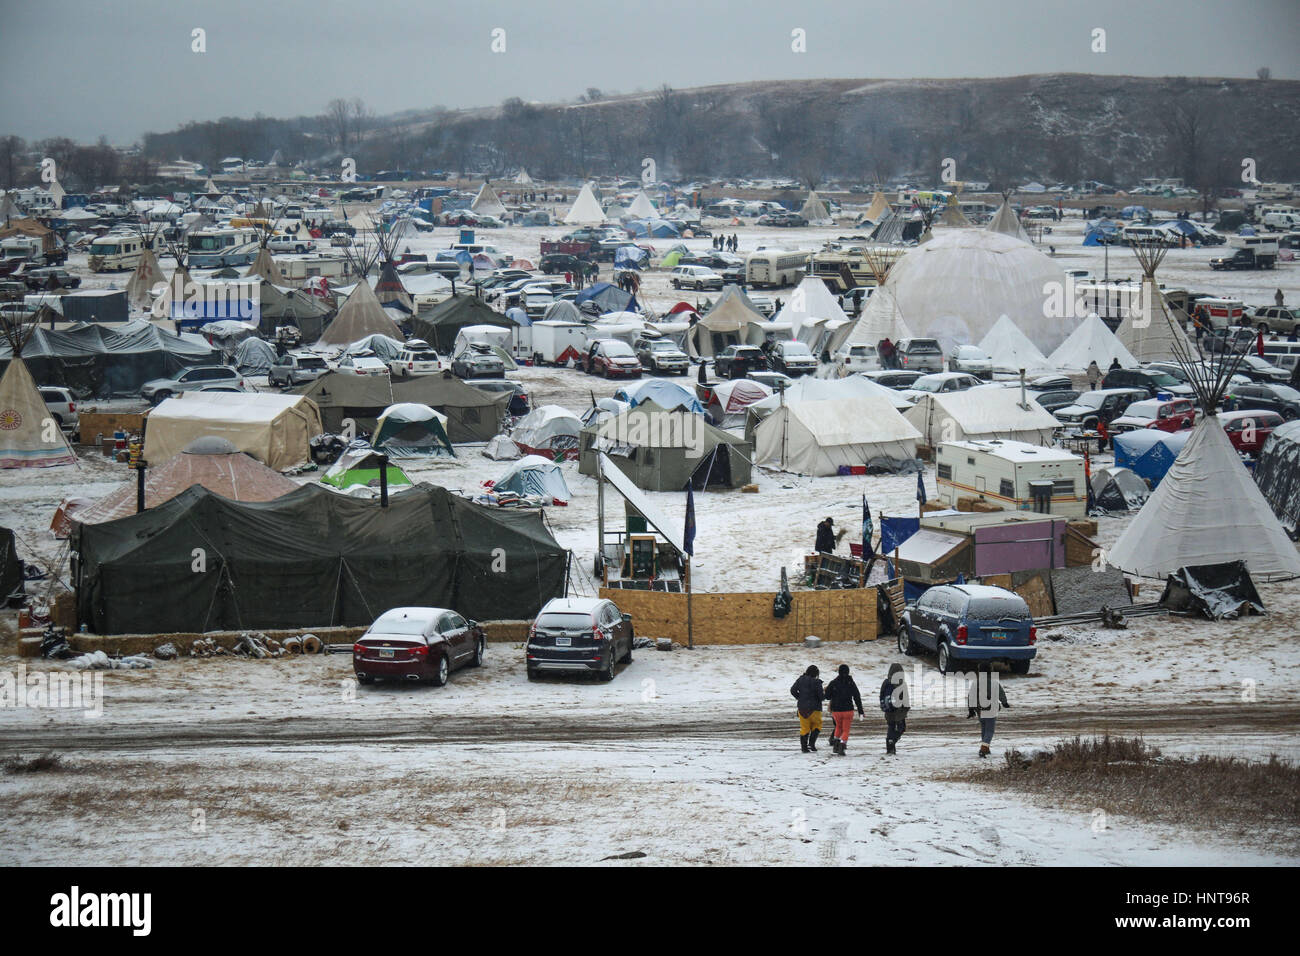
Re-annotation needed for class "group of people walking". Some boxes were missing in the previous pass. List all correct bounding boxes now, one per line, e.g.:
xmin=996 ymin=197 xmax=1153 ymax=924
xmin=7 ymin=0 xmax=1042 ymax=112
xmin=790 ymin=662 xmax=1009 ymax=758
xmin=713 ymin=234 xmax=739 ymax=252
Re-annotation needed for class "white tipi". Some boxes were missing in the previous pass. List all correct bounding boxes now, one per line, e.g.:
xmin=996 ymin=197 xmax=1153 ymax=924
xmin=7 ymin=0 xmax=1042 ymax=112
xmin=862 ymin=192 xmax=891 ymax=222
xmin=977 ymin=314 xmax=1052 ymax=373
xmin=470 ymin=182 xmax=507 ymax=218
xmin=514 ymin=169 xmax=534 ymax=186
xmin=563 ymin=183 xmax=607 ymax=225
xmin=47 ymin=180 xmax=66 ymax=208
xmin=986 ymin=200 xmax=1032 ymax=244
xmin=0 ymin=357 xmax=77 ymax=468
xmin=626 ymin=190 xmax=656 ymax=219
xmin=1048 ymin=313 xmax=1139 ymax=371
xmin=126 ymin=245 xmax=167 ymax=310
xmin=1116 ymin=241 xmax=1194 ymax=363
xmin=799 ymin=191 xmax=832 ymax=224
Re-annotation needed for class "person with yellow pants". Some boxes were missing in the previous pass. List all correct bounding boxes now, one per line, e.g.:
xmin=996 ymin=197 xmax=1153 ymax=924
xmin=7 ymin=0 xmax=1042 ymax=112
xmin=790 ymin=665 xmax=825 ymax=753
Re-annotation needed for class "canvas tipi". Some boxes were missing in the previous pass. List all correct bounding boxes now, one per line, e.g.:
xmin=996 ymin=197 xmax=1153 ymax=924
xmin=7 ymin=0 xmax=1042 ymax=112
xmin=799 ymin=191 xmax=832 ymax=224
xmin=1115 ymin=240 xmax=1194 ymax=363
xmin=563 ymin=183 xmax=607 ymax=225
xmin=514 ymin=169 xmax=534 ymax=186
xmin=470 ymin=182 xmax=507 ymax=218
xmin=940 ymin=200 xmax=973 ymax=228
xmin=626 ymin=190 xmax=656 ymax=219
xmin=48 ymin=180 xmax=65 ymax=208
xmin=986 ymin=200 xmax=1032 ymax=244
xmin=126 ymin=244 xmax=167 ymax=310
xmin=318 ymin=278 xmax=404 ymax=346
xmin=863 ymin=191 xmax=891 ymax=222
xmin=978 ymin=314 xmax=1052 ymax=373
xmin=246 ymin=245 xmax=280 ymax=284
xmin=0 ymin=357 xmax=77 ymax=469
xmin=1048 ymin=313 xmax=1139 ymax=371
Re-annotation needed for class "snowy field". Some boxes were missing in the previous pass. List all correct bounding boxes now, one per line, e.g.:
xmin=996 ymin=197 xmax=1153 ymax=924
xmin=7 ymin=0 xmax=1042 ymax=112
xmin=2 ymin=210 xmax=1298 ymax=865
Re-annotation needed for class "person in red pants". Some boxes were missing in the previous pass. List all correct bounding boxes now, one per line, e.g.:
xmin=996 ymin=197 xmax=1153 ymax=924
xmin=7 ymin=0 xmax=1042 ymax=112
xmin=824 ymin=664 xmax=865 ymax=756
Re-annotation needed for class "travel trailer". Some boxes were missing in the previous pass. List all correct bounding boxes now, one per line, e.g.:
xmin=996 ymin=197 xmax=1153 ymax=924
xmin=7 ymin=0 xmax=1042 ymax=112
xmin=935 ymin=439 xmax=1088 ymax=518
xmin=274 ymin=255 xmax=355 ymax=282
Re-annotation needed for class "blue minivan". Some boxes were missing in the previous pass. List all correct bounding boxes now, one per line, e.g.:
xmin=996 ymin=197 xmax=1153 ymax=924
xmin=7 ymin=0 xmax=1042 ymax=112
xmin=898 ymin=584 xmax=1037 ymax=675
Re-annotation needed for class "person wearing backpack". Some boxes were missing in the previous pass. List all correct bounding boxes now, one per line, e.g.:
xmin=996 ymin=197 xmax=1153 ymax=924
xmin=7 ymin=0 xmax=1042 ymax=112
xmin=790 ymin=665 xmax=825 ymax=753
xmin=967 ymin=665 xmax=1010 ymax=758
xmin=879 ymin=662 xmax=910 ymax=755
xmin=824 ymin=664 xmax=865 ymax=756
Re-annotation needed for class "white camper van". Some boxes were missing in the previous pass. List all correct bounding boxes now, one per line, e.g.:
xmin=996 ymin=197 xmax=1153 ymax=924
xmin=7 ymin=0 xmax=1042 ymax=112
xmin=935 ymin=439 xmax=1087 ymax=518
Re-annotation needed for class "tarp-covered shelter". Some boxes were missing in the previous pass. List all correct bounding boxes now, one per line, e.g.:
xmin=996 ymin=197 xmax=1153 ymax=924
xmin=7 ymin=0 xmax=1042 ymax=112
xmin=613 ymin=378 xmax=704 ymax=415
xmin=72 ymin=483 xmax=568 ymax=633
xmin=753 ymin=396 xmax=921 ymax=476
xmin=0 ymin=526 xmax=21 ymax=601
xmin=409 ymin=295 xmax=513 ymax=353
xmin=233 ymin=336 xmax=277 ymax=374
xmin=905 ymin=385 xmax=1058 ymax=447
xmin=1254 ymin=419 xmax=1300 ymax=537
xmin=573 ymin=282 xmax=636 ymax=316
xmin=510 ymin=405 xmax=582 ymax=460
xmin=705 ymin=379 xmax=771 ymax=428
xmin=1158 ymin=561 xmax=1265 ymax=620
xmin=1112 ymin=428 xmax=1191 ymax=488
xmin=1 ymin=320 xmax=219 ymax=399
xmin=0 ymin=357 xmax=78 ymax=468
xmin=144 ymin=392 xmax=322 ymax=471
xmin=1090 ymin=465 xmax=1150 ymax=512
xmin=493 ymin=455 xmax=572 ymax=503
xmin=579 ymin=400 xmax=752 ymax=491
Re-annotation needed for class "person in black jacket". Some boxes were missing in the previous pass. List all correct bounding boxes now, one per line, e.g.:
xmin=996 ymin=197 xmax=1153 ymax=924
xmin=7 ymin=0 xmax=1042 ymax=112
xmin=824 ymin=664 xmax=864 ymax=756
xmin=967 ymin=665 xmax=1010 ymax=758
xmin=815 ymin=517 xmax=835 ymax=554
xmin=879 ymin=662 xmax=910 ymax=755
xmin=790 ymin=665 xmax=824 ymax=753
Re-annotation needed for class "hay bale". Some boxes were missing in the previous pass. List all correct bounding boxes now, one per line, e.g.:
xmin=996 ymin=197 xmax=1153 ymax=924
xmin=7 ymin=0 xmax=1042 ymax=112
xmin=741 ymin=484 xmax=759 ymax=493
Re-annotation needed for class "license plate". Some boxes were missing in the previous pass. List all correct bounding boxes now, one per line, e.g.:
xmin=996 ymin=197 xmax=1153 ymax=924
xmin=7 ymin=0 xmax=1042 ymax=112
xmin=556 ymin=637 xmax=571 ymax=647
xmin=379 ymin=648 xmax=394 ymax=658
xmin=990 ymin=631 xmax=1009 ymax=641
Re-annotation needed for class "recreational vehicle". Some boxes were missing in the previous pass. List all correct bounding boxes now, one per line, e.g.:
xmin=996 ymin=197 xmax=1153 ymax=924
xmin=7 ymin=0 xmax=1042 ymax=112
xmin=86 ymin=233 xmax=161 ymax=273
xmin=274 ymin=255 xmax=354 ymax=282
xmin=745 ymin=249 xmax=809 ymax=288
xmin=935 ymin=439 xmax=1087 ymax=518
xmin=1256 ymin=183 xmax=1293 ymax=201
xmin=187 ymin=226 xmax=260 ymax=268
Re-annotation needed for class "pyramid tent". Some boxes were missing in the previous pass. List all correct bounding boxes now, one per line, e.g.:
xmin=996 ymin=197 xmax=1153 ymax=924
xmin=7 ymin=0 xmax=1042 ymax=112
xmin=1107 ymin=417 xmax=1300 ymax=581
xmin=470 ymin=182 xmax=507 ymax=218
xmin=514 ymin=169 xmax=534 ymax=185
xmin=753 ymin=396 xmax=921 ymax=476
xmin=151 ymin=264 xmax=195 ymax=320
xmin=986 ymin=201 xmax=1032 ymax=244
xmin=1048 ymin=313 xmax=1140 ymax=371
xmin=863 ymin=192 xmax=891 ymax=222
xmin=799 ymin=191 xmax=832 ymax=223
xmin=1115 ymin=278 xmax=1194 ymax=363
xmin=318 ymin=277 xmax=404 ymax=347
xmin=70 ymin=436 xmax=298 ymax=526
xmin=245 ymin=245 xmax=279 ymax=284
xmin=0 ymin=191 xmax=21 ymax=222
xmin=563 ymin=183 xmax=607 ymax=225
xmin=374 ymin=262 xmax=414 ymax=313
xmin=774 ymin=276 xmax=849 ymax=335
xmin=941 ymin=201 xmax=973 ymax=228
xmin=125 ymin=245 xmax=167 ymax=310
xmin=626 ymin=190 xmax=656 ymax=219
xmin=978 ymin=314 xmax=1053 ymax=373
xmin=0 ymin=358 xmax=78 ymax=468
xmin=202 ymin=178 xmax=220 ymax=196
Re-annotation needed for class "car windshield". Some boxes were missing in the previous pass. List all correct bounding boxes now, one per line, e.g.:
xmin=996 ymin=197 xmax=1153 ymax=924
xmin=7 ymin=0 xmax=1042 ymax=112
xmin=910 ymin=378 xmax=945 ymax=393
xmin=1075 ymin=392 xmax=1106 ymax=409
xmin=781 ymin=343 xmax=813 ymax=357
xmin=1125 ymin=404 xmax=1157 ymax=419
xmin=966 ymin=596 xmax=1031 ymax=620
xmin=1147 ymin=372 xmax=1179 ymax=386
xmin=650 ymin=341 xmax=676 ymax=351
xmin=604 ymin=342 xmax=634 ymax=357
xmin=1270 ymin=384 xmax=1300 ymax=402
xmin=906 ymin=341 xmax=942 ymax=354
xmin=537 ymin=613 xmax=593 ymax=629
xmin=371 ymin=615 xmax=430 ymax=636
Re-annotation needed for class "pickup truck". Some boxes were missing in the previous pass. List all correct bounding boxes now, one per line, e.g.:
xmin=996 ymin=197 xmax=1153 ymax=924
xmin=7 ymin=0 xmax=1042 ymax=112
xmin=1210 ymin=248 xmax=1276 ymax=270
xmin=539 ymin=240 xmax=592 ymax=259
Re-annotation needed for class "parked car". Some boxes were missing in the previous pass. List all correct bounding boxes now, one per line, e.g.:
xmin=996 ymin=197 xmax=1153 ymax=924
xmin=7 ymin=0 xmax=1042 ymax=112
xmin=268 ymin=351 xmax=329 ymax=388
xmin=525 ymin=597 xmax=634 ymax=681
xmin=1222 ymin=382 xmax=1300 ymax=420
xmin=1025 ymin=374 xmax=1074 ymax=393
xmin=767 ymin=340 xmax=818 ymax=376
xmin=634 ymin=337 xmax=690 ymax=375
xmin=1218 ymin=410 xmax=1284 ymax=453
xmin=584 ymin=339 xmax=642 ymax=378
xmin=1251 ymin=306 xmax=1299 ymax=334
xmin=1033 ymin=388 xmax=1082 ymax=414
xmin=329 ymin=232 xmax=353 ymax=247
xmin=1052 ymin=387 xmax=1148 ymax=430
xmin=841 ymin=342 xmax=881 ymax=373
xmin=388 ymin=340 xmax=443 ymax=378
xmin=1101 ymin=367 xmax=1193 ymax=398
xmin=353 ymin=606 xmax=485 ymax=687
xmin=861 ymin=369 xmax=925 ymax=390
xmin=747 ymin=369 xmax=794 ymax=392
xmin=466 ymin=378 xmax=529 ymax=416
xmin=670 ymin=264 xmax=724 ymax=291
xmin=1228 ymin=355 xmax=1291 ymax=384
xmin=539 ymin=253 xmax=588 ymax=275
xmin=899 ymin=584 xmax=1037 ymax=675
xmin=267 ymin=235 xmax=313 ymax=254
xmin=893 ymin=337 xmax=945 ymax=373
xmin=1108 ymin=397 xmax=1197 ymax=434
xmin=902 ymin=371 xmax=983 ymax=401
xmin=23 ymin=267 xmax=80 ymax=291
xmin=38 ymin=386 xmax=78 ymax=434
xmin=451 ymin=343 xmax=506 ymax=379
xmin=336 ymin=352 xmax=390 ymax=377
xmin=714 ymin=344 xmax=768 ymax=379
xmin=141 ymin=365 xmax=245 ymax=403
xmin=948 ymin=345 xmax=993 ymax=378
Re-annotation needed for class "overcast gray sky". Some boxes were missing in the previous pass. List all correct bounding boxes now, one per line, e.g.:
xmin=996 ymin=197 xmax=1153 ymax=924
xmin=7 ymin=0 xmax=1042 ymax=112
xmin=2 ymin=0 xmax=1297 ymax=143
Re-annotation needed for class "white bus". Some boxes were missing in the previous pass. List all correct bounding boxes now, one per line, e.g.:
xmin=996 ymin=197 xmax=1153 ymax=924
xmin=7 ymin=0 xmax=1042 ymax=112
xmin=187 ymin=226 xmax=260 ymax=268
xmin=87 ymin=233 xmax=163 ymax=273
xmin=745 ymin=249 xmax=809 ymax=288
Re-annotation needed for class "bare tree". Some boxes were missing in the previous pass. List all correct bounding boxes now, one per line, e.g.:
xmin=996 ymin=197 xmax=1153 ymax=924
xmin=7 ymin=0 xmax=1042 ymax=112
xmin=1257 ymin=66 xmax=1271 ymax=81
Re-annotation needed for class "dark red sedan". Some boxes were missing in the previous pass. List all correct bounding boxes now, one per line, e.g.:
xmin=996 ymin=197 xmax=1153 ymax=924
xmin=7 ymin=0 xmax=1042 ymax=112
xmin=1218 ymin=410 xmax=1283 ymax=453
xmin=353 ymin=607 xmax=485 ymax=687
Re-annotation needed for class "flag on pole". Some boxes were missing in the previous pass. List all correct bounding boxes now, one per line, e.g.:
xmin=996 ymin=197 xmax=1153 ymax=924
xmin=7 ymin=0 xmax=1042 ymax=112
xmin=916 ymin=470 xmax=927 ymax=507
xmin=862 ymin=494 xmax=874 ymax=558
xmin=683 ymin=482 xmax=696 ymax=556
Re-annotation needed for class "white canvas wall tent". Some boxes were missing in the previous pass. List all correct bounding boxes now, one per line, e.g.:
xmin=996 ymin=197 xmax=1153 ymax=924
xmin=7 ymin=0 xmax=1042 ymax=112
xmin=753 ymin=395 xmax=921 ymax=476
xmin=125 ymin=245 xmax=167 ymax=310
xmin=1047 ymin=312 xmax=1140 ymax=371
xmin=0 ymin=357 xmax=77 ymax=468
xmin=688 ymin=285 xmax=766 ymax=358
xmin=144 ymin=392 xmax=323 ymax=471
xmin=470 ymin=182 xmax=507 ymax=218
xmin=1107 ymin=416 xmax=1300 ymax=581
xmin=746 ymin=374 xmax=912 ymax=444
xmin=986 ymin=200 xmax=1032 ymax=244
xmin=563 ymin=183 xmax=608 ymax=225
xmin=978 ymin=314 xmax=1053 ymax=374
xmin=905 ymin=384 xmax=1059 ymax=447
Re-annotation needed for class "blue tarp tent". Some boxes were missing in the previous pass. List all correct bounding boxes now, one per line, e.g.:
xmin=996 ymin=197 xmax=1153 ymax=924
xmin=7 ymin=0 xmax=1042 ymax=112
xmin=575 ymin=282 xmax=636 ymax=314
xmin=626 ymin=219 xmax=680 ymax=238
xmin=614 ymin=245 xmax=650 ymax=270
xmin=436 ymin=249 xmax=472 ymax=265
xmin=1113 ymin=430 xmax=1191 ymax=488
xmin=1121 ymin=205 xmax=1150 ymax=221
xmin=614 ymin=379 xmax=704 ymax=415
xmin=493 ymin=455 xmax=572 ymax=502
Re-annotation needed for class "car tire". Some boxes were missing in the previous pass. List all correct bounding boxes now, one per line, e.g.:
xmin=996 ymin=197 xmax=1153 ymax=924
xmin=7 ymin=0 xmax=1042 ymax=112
xmin=897 ymin=625 xmax=918 ymax=656
xmin=527 ymin=666 xmax=539 ymax=680
xmin=471 ymin=637 xmax=485 ymax=667
xmin=431 ymin=653 xmax=450 ymax=687
xmin=356 ymin=672 xmax=374 ymax=685
xmin=936 ymin=641 xmax=953 ymax=675
xmin=1010 ymin=659 xmax=1030 ymax=675
xmin=601 ymin=653 xmax=616 ymax=682
xmin=151 ymin=390 xmax=171 ymax=406
xmin=622 ymin=632 xmax=634 ymax=663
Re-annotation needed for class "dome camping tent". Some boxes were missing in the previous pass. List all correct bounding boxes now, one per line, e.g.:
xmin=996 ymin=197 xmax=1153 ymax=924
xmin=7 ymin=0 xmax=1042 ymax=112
xmin=373 ymin=403 xmax=455 ymax=459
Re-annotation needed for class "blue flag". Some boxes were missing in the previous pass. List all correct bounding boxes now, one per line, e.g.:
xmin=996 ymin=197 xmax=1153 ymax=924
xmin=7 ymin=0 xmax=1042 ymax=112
xmin=683 ymin=483 xmax=696 ymax=556
xmin=862 ymin=494 xmax=874 ymax=557
xmin=916 ymin=470 xmax=927 ymax=506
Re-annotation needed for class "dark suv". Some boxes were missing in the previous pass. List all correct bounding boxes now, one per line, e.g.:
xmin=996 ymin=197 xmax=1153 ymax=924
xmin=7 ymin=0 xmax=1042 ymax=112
xmin=1101 ymin=367 xmax=1193 ymax=398
xmin=540 ymin=253 xmax=588 ymax=275
xmin=526 ymin=597 xmax=634 ymax=681
xmin=1052 ymin=387 xmax=1147 ymax=430
xmin=1222 ymin=382 xmax=1300 ymax=420
xmin=899 ymin=584 xmax=1037 ymax=675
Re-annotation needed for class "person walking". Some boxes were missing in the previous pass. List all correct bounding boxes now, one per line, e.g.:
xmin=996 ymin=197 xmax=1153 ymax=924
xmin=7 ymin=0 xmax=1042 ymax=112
xmin=1108 ymin=357 xmax=1121 ymax=371
xmin=815 ymin=516 xmax=836 ymax=553
xmin=825 ymin=664 xmax=865 ymax=755
xmin=879 ymin=662 xmax=909 ymax=754
xmin=790 ymin=665 xmax=825 ymax=753
xmin=1086 ymin=360 xmax=1101 ymax=390
xmin=966 ymin=665 xmax=1010 ymax=758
